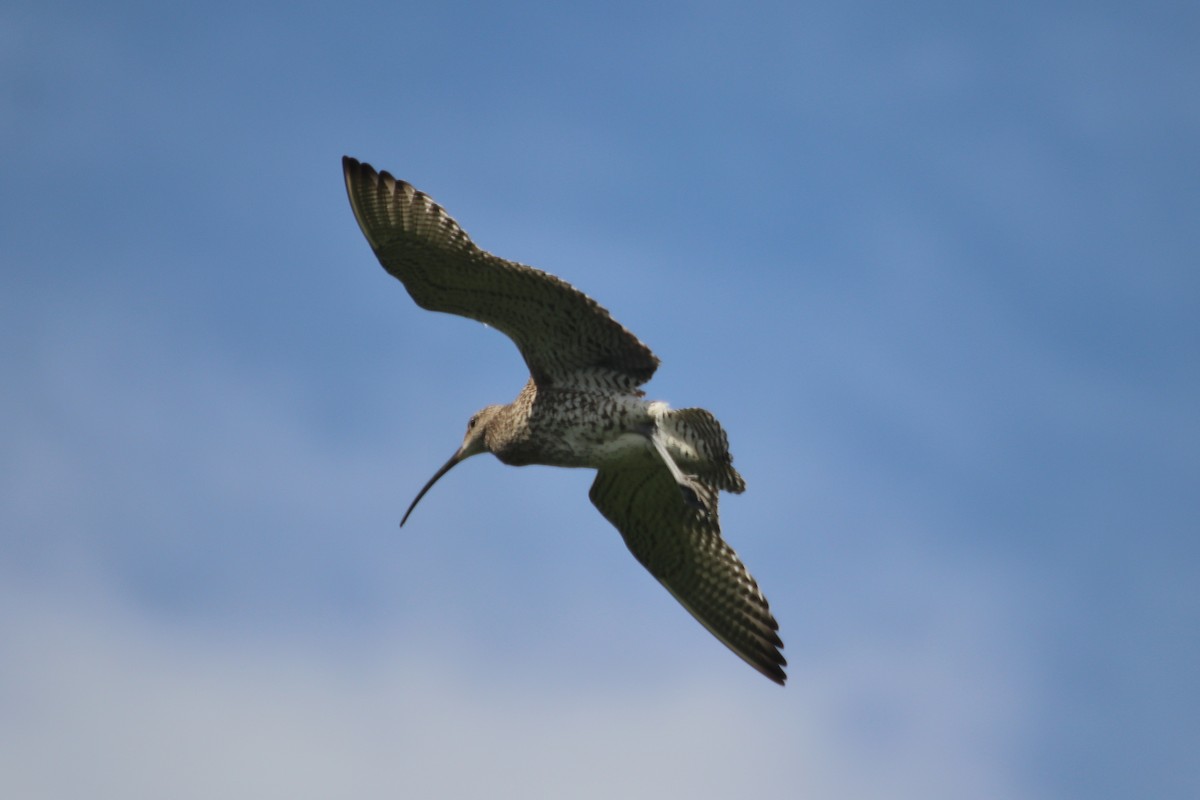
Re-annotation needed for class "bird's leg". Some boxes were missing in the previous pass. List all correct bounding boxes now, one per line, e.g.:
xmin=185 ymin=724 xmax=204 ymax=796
xmin=647 ymin=427 xmax=709 ymax=513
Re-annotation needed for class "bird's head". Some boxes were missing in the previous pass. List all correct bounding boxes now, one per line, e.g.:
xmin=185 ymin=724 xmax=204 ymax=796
xmin=400 ymin=405 xmax=504 ymax=526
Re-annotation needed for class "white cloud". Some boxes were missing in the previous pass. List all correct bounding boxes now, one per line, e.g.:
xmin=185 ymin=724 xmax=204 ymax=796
xmin=0 ymin=553 xmax=1039 ymax=800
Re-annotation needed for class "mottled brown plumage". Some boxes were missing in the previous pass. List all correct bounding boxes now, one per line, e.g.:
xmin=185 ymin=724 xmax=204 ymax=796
xmin=343 ymin=156 xmax=785 ymax=684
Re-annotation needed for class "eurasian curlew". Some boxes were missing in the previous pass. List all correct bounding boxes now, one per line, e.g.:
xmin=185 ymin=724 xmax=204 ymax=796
xmin=343 ymin=156 xmax=786 ymax=684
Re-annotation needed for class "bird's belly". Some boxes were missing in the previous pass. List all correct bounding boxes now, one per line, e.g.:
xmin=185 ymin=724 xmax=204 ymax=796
xmin=585 ymin=431 xmax=656 ymax=466
xmin=498 ymin=428 xmax=651 ymax=469
xmin=494 ymin=392 xmax=657 ymax=469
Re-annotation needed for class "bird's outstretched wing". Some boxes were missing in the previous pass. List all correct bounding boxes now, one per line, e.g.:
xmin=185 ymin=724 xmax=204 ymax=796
xmin=589 ymin=463 xmax=786 ymax=684
xmin=343 ymin=157 xmax=660 ymax=392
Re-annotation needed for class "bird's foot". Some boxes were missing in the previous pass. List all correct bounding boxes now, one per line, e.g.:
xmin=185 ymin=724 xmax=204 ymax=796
xmin=677 ymin=475 xmax=710 ymax=514
xmin=647 ymin=427 xmax=712 ymax=516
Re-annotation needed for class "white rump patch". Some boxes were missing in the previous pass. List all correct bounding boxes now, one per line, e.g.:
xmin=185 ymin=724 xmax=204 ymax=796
xmin=647 ymin=400 xmax=671 ymax=418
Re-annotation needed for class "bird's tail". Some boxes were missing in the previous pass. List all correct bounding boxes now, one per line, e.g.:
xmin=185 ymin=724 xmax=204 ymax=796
xmin=652 ymin=406 xmax=746 ymax=494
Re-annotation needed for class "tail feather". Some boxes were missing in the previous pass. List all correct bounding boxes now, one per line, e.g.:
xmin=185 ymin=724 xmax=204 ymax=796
xmin=658 ymin=408 xmax=746 ymax=494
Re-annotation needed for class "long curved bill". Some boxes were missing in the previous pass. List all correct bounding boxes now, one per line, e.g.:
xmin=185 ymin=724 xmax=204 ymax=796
xmin=401 ymin=449 xmax=467 ymax=527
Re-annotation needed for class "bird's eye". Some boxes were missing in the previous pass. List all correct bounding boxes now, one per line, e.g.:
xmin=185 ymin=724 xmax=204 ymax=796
xmin=467 ymin=417 xmax=477 ymax=430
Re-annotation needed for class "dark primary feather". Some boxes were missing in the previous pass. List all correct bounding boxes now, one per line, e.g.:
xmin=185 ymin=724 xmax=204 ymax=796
xmin=343 ymin=157 xmax=660 ymax=391
xmin=589 ymin=464 xmax=787 ymax=685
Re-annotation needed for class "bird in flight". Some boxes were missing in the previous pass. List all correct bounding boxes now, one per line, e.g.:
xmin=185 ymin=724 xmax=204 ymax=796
xmin=343 ymin=156 xmax=785 ymax=684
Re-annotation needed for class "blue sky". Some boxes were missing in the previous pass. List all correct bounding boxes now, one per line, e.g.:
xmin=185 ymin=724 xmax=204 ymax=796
xmin=2 ymin=1 xmax=1197 ymax=797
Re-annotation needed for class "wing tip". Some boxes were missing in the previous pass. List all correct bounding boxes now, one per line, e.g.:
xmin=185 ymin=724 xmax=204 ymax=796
xmin=342 ymin=155 xmax=377 ymax=248
xmin=342 ymin=155 xmax=408 ymax=251
xmin=761 ymin=661 xmax=788 ymax=686
xmin=342 ymin=154 xmax=400 ymax=197
xmin=755 ymin=642 xmax=788 ymax=686
xmin=733 ymin=626 xmax=788 ymax=686
xmin=342 ymin=154 xmax=377 ymax=190
xmin=342 ymin=153 xmax=382 ymax=179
